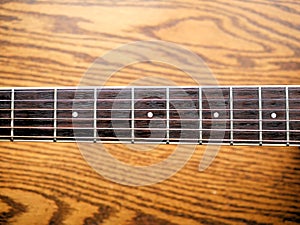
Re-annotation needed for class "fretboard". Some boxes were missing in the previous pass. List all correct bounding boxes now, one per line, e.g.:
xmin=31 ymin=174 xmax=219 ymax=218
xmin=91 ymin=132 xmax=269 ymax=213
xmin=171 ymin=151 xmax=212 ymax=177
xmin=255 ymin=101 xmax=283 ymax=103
xmin=0 ymin=86 xmax=299 ymax=146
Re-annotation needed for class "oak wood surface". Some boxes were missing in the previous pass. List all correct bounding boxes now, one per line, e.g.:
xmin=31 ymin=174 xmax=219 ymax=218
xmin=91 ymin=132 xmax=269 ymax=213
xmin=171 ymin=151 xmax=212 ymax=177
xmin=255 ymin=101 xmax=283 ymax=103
xmin=0 ymin=0 xmax=300 ymax=224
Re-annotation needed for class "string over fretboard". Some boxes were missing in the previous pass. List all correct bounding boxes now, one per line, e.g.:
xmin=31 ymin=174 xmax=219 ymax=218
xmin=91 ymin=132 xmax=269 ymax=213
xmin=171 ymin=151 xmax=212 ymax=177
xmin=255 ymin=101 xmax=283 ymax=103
xmin=0 ymin=86 xmax=299 ymax=146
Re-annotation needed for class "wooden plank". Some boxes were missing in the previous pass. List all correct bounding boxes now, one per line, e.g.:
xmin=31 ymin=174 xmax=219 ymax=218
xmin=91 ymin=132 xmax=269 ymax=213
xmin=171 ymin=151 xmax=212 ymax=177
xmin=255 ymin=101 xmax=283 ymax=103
xmin=0 ymin=1 xmax=300 ymax=225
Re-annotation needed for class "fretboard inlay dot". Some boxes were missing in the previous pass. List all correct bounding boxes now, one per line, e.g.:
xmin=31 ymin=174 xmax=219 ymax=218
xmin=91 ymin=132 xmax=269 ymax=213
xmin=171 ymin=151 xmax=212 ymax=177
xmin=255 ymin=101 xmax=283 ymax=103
xmin=147 ymin=112 xmax=154 ymax=118
xmin=213 ymin=112 xmax=220 ymax=118
xmin=72 ymin=111 xmax=79 ymax=118
xmin=271 ymin=112 xmax=277 ymax=119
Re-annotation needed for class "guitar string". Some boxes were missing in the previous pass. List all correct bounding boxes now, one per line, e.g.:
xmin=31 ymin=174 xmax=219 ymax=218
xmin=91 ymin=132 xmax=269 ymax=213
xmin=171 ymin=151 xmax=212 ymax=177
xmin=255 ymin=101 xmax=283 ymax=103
xmin=3 ymin=90 xmax=297 ymax=94
xmin=0 ymin=97 xmax=299 ymax=101
xmin=0 ymin=85 xmax=298 ymax=93
xmin=2 ymin=136 xmax=300 ymax=144
xmin=0 ymin=106 xmax=300 ymax=112
xmin=2 ymin=127 xmax=300 ymax=133
xmin=1 ymin=118 xmax=300 ymax=122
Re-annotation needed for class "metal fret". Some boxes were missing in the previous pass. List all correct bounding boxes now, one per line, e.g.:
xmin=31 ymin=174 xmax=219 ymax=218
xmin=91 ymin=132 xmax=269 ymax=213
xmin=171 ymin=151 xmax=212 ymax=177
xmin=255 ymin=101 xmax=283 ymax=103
xmin=199 ymin=87 xmax=202 ymax=144
xmin=230 ymin=87 xmax=233 ymax=145
xmin=131 ymin=87 xmax=135 ymax=143
xmin=166 ymin=87 xmax=170 ymax=144
xmin=11 ymin=89 xmax=14 ymax=142
xmin=258 ymin=87 xmax=263 ymax=145
xmin=53 ymin=88 xmax=57 ymax=142
xmin=93 ymin=88 xmax=97 ymax=143
xmin=286 ymin=86 xmax=290 ymax=146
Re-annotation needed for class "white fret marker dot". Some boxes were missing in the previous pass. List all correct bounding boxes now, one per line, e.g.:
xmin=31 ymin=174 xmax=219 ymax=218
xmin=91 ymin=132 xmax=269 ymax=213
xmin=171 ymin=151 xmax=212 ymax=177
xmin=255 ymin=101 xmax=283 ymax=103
xmin=213 ymin=112 xmax=219 ymax=118
xmin=72 ymin=112 xmax=78 ymax=118
xmin=271 ymin=112 xmax=277 ymax=119
xmin=147 ymin=112 xmax=153 ymax=118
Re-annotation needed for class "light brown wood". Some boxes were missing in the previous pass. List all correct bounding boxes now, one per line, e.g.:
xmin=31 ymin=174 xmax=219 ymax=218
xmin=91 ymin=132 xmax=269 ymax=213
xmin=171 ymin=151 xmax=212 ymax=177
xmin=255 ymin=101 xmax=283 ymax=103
xmin=0 ymin=0 xmax=300 ymax=224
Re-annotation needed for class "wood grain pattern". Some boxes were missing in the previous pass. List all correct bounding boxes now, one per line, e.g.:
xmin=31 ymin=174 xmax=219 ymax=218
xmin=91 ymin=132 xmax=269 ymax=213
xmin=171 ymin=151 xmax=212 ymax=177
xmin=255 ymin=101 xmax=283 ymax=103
xmin=0 ymin=0 xmax=300 ymax=224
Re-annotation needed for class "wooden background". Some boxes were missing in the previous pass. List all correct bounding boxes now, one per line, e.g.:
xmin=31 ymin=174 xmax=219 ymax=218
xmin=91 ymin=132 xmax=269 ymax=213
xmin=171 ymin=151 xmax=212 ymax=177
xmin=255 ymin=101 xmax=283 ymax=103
xmin=1 ymin=0 xmax=300 ymax=224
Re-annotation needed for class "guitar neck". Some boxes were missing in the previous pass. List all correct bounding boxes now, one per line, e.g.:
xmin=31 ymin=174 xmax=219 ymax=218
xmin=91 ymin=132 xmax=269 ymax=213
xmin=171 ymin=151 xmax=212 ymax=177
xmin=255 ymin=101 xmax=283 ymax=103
xmin=0 ymin=86 xmax=299 ymax=146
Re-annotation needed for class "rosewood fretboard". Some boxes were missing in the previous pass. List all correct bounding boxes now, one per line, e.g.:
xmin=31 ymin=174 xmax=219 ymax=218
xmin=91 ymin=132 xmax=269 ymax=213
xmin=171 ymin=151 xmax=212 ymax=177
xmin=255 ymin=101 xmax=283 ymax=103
xmin=0 ymin=86 xmax=299 ymax=146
